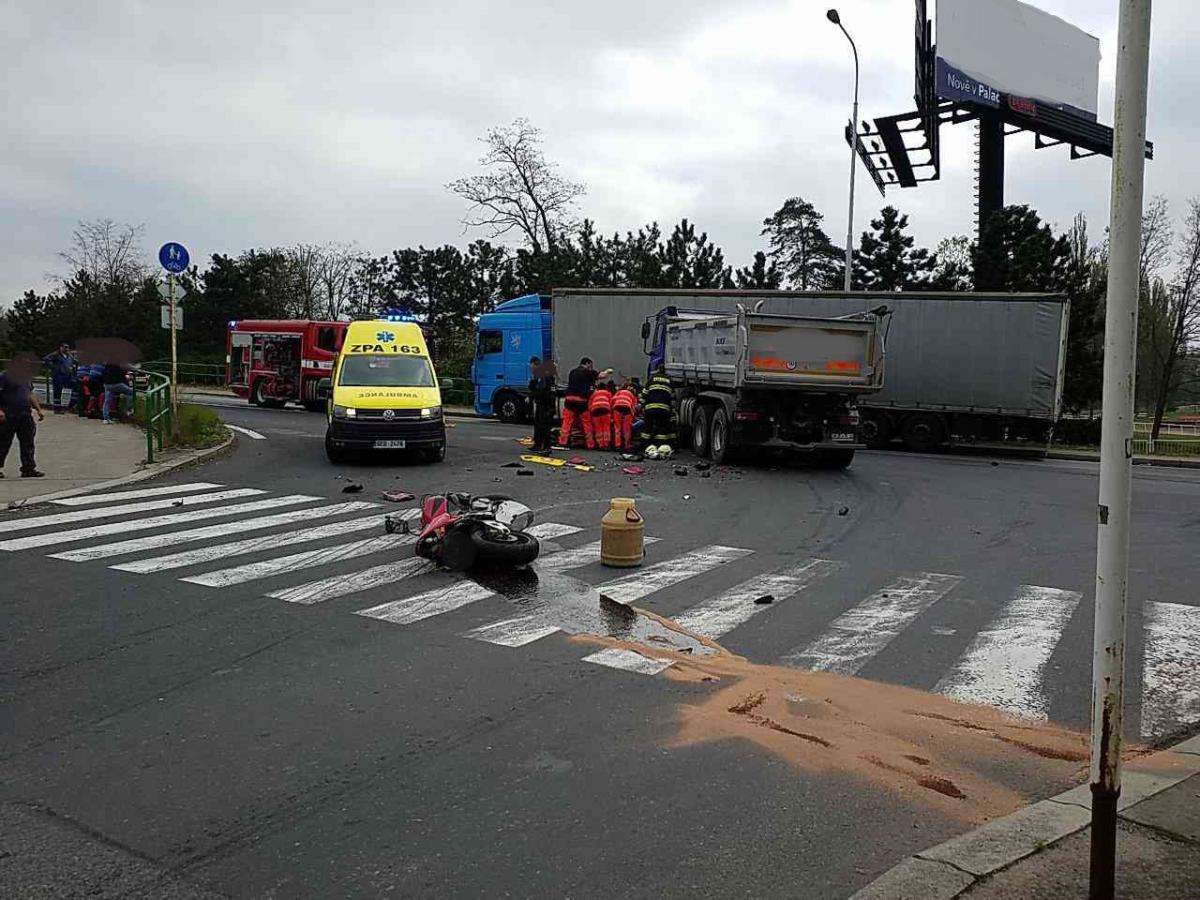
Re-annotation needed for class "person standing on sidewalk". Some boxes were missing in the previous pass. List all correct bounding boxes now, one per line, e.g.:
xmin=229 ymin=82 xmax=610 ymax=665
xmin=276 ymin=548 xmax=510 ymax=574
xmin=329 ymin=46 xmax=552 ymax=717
xmin=0 ymin=355 xmax=46 ymax=478
xmin=102 ymin=362 xmax=134 ymax=423
xmin=42 ymin=342 xmax=76 ymax=413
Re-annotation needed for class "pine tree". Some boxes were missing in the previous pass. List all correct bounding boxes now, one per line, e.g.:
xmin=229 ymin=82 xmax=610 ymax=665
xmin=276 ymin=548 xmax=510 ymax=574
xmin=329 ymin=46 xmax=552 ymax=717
xmin=854 ymin=206 xmax=936 ymax=291
xmin=657 ymin=218 xmax=730 ymax=289
xmin=735 ymin=252 xmax=783 ymax=289
xmin=761 ymin=197 xmax=841 ymax=289
xmin=972 ymin=205 xmax=1068 ymax=292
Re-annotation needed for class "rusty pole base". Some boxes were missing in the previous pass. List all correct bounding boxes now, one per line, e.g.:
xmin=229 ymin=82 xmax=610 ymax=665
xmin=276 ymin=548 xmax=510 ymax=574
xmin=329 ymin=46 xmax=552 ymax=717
xmin=1089 ymin=784 xmax=1119 ymax=900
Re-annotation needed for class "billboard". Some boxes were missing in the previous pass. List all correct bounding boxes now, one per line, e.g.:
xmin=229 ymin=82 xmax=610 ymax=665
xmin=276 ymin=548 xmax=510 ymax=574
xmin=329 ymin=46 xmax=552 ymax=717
xmin=935 ymin=0 xmax=1100 ymax=121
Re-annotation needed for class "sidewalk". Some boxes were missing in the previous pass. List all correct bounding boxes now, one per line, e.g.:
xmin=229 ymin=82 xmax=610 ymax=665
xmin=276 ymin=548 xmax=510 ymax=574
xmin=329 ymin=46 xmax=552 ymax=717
xmin=1048 ymin=447 xmax=1200 ymax=469
xmin=0 ymin=412 xmax=144 ymax=506
xmin=853 ymin=734 xmax=1200 ymax=899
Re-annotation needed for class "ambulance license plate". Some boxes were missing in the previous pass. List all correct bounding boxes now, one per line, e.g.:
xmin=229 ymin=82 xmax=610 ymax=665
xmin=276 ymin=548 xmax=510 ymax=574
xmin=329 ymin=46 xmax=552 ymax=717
xmin=374 ymin=439 xmax=406 ymax=449
xmin=830 ymin=433 xmax=855 ymax=442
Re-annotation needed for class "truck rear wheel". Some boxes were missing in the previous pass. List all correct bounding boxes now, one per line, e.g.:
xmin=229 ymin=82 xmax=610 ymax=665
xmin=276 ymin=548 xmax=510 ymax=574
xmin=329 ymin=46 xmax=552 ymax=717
xmin=709 ymin=407 xmax=731 ymax=464
xmin=691 ymin=405 xmax=712 ymax=458
xmin=860 ymin=413 xmax=891 ymax=449
xmin=495 ymin=391 xmax=525 ymax=424
xmin=902 ymin=413 xmax=945 ymax=452
xmin=250 ymin=379 xmax=267 ymax=407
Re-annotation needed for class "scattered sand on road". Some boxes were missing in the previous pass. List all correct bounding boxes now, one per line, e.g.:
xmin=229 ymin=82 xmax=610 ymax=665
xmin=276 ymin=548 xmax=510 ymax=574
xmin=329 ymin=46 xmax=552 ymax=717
xmin=571 ymin=607 xmax=1096 ymax=824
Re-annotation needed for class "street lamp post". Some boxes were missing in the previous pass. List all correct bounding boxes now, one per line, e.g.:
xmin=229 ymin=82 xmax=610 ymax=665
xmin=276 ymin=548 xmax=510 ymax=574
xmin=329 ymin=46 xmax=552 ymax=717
xmin=828 ymin=8 xmax=859 ymax=292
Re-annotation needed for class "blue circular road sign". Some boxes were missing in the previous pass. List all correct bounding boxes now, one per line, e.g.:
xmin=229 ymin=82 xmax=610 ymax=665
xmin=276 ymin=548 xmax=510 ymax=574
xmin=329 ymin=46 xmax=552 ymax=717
xmin=159 ymin=242 xmax=190 ymax=273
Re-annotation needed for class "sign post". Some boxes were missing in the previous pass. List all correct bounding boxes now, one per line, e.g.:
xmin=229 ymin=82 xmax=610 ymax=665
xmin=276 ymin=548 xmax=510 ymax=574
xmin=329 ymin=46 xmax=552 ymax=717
xmin=158 ymin=242 xmax=190 ymax=423
xmin=1089 ymin=2 xmax=1152 ymax=898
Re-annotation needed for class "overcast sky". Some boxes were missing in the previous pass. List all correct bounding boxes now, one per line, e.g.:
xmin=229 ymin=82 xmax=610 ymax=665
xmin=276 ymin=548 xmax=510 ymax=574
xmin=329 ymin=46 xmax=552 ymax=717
xmin=3 ymin=0 xmax=1198 ymax=305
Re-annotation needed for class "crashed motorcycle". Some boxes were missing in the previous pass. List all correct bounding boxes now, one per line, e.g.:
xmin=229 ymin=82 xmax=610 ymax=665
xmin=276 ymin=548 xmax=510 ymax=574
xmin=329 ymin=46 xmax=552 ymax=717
xmin=386 ymin=493 xmax=540 ymax=571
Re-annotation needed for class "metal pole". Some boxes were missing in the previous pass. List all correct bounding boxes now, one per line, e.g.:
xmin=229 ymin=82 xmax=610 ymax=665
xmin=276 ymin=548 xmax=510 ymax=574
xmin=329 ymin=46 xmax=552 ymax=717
xmin=169 ymin=274 xmax=179 ymax=425
xmin=839 ymin=23 xmax=860 ymax=292
xmin=1090 ymin=2 xmax=1152 ymax=898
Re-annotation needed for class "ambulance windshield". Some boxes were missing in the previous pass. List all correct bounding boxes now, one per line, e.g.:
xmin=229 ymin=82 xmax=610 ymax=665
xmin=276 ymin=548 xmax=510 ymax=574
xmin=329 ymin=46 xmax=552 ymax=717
xmin=338 ymin=355 xmax=434 ymax=387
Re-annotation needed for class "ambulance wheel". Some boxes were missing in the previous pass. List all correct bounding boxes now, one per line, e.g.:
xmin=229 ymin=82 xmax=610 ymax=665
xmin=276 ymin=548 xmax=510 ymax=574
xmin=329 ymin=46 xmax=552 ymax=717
xmin=325 ymin=431 xmax=348 ymax=465
xmin=303 ymin=400 xmax=325 ymax=413
xmin=424 ymin=442 xmax=446 ymax=463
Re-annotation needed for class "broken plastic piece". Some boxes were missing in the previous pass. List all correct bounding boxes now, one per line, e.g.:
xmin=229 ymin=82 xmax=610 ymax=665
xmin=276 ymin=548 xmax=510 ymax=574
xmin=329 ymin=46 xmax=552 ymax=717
xmin=694 ymin=461 xmax=711 ymax=471
xmin=837 ymin=505 xmax=850 ymax=516
xmin=754 ymin=594 xmax=774 ymax=605
xmin=501 ymin=461 xmax=524 ymax=468
xmin=342 ymin=483 xmax=364 ymax=493
xmin=517 ymin=469 xmax=534 ymax=477
xmin=674 ymin=467 xmax=688 ymax=476
xmin=622 ymin=465 xmax=645 ymax=475
xmin=382 ymin=490 xmax=415 ymax=503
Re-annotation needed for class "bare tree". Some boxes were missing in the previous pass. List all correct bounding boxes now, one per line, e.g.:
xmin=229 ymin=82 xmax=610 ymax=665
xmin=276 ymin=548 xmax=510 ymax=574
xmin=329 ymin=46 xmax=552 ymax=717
xmin=285 ymin=244 xmax=322 ymax=319
xmin=59 ymin=219 xmax=148 ymax=285
xmin=1140 ymin=195 xmax=1172 ymax=285
xmin=1146 ymin=199 xmax=1200 ymax=438
xmin=447 ymin=118 xmax=585 ymax=254
xmin=316 ymin=243 xmax=360 ymax=320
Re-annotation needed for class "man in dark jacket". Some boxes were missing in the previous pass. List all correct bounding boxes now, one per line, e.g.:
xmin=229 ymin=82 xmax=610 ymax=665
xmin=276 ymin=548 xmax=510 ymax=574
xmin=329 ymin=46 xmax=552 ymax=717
xmin=557 ymin=357 xmax=612 ymax=449
xmin=102 ymin=363 xmax=134 ymax=423
xmin=0 ymin=355 xmax=46 ymax=478
xmin=43 ymin=342 xmax=76 ymax=413
xmin=528 ymin=356 xmax=557 ymax=452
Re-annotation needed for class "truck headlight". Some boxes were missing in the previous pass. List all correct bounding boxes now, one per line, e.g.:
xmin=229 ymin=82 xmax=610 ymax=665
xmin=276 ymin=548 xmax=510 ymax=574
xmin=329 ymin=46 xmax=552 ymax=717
xmin=420 ymin=406 xmax=442 ymax=418
xmin=332 ymin=405 xmax=356 ymax=418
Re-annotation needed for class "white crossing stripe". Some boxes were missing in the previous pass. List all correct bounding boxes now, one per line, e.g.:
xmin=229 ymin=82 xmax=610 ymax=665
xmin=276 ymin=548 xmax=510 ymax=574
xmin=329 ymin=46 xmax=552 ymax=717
xmin=53 ymin=502 xmax=379 ymax=564
xmin=182 ymin=533 xmax=415 ymax=587
xmin=1141 ymin=601 xmax=1200 ymax=738
xmin=525 ymin=522 xmax=583 ymax=540
xmin=359 ymin=534 xmax=661 ymax=629
xmin=598 ymin=545 xmax=754 ymax=605
xmin=51 ymin=482 xmax=223 ymax=506
xmin=356 ymin=580 xmax=496 ymax=624
xmin=582 ymin=648 xmax=675 ymax=676
xmin=463 ymin=614 xmax=563 ymax=647
xmin=267 ymin=557 xmax=434 ymax=605
xmin=934 ymin=585 xmax=1082 ymax=720
xmin=673 ymin=558 xmax=843 ymax=639
xmin=780 ymin=573 xmax=962 ymax=675
xmin=0 ymin=488 xmax=266 ymax=534
xmin=226 ymin=424 xmax=266 ymax=440
xmin=0 ymin=496 xmax=319 ymax=552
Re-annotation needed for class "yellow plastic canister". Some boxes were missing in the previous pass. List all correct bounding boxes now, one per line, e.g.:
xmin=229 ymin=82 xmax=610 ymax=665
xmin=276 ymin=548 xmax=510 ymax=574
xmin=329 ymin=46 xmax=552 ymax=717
xmin=601 ymin=497 xmax=645 ymax=568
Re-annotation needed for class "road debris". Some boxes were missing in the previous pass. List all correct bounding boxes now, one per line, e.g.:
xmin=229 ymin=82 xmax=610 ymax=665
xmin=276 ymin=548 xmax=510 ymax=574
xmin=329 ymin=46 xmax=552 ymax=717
xmin=517 ymin=436 xmax=534 ymax=446
xmin=682 ymin=494 xmax=692 ymax=501
xmin=381 ymin=490 xmax=414 ymax=503
xmin=568 ymin=455 xmax=587 ymax=465
xmin=694 ymin=461 xmax=711 ymax=471
xmin=521 ymin=454 xmax=594 ymax=472
xmin=501 ymin=461 xmax=525 ymax=468
xmin=342 ymin=483 xmax=364 ymax=493
xmin=699 ymin=471 xmax=711 ymax=479
xmin=753 ymin=594 xmax=774 ymax=605
xmin=518 ymin=469 xmax=534 ymax=477
xmin=837 ymin=505 xmax=850 ymax=516
xmin=622 ymin=465 xmax=645 ymax=476
xmin=674 ymin=467 xmax=688 ymax=476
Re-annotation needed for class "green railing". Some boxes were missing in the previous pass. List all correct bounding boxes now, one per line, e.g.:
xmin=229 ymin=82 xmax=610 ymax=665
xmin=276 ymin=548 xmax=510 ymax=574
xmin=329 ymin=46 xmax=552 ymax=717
xmin=139 ymin=370 xmax=173 ymax=463
xmin=439 ymin=377 xmax=473 ymax=408
xmin=141 ymin=360 xmax=226 ymax=387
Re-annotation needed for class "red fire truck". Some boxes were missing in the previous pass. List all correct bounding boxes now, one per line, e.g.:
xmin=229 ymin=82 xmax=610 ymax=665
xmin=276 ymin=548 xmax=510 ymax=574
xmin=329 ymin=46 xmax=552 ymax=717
xmin=226 ymin=320 xmax=348 ymax=410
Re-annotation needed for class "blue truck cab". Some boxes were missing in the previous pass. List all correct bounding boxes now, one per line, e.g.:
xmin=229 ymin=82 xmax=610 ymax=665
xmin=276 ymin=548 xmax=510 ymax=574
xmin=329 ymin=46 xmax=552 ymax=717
xmin=472 ymin=294 xmax=552 ymax=421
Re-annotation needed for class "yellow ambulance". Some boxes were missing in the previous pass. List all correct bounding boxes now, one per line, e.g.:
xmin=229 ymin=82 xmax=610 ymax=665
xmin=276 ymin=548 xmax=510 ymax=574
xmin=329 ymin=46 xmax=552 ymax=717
xmin=322 ymin=317 xmax=445 ymax=463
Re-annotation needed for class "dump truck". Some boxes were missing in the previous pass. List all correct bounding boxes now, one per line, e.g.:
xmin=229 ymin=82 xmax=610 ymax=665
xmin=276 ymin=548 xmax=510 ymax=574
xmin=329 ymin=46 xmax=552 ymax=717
xmin=650 ymin=305 xmax=887 ymax=467
xmin=474 ymin=289 xmax=1069 ymax=453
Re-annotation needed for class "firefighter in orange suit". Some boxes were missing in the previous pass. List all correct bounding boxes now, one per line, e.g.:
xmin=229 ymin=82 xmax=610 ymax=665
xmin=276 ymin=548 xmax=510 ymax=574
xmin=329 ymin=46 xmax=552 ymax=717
xmin=588 ymin=381 xmax=614 ymax=449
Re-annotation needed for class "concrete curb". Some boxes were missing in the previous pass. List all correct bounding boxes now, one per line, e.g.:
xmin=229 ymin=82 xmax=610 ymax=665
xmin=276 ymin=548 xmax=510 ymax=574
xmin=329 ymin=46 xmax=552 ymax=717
xmin=6 ymin=431 xmax=237 ymax=509
xmin=1046 ymin=449 xmax=1200 ymax=469
xmin=849 ymin=734 xmax=1200 ymax=899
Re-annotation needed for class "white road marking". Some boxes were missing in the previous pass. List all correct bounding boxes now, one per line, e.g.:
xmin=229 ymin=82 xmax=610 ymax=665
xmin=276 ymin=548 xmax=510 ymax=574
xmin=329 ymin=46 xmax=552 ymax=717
xmin=226 ymin=424 xmax=267 ymax=440
xmin=525 ymin=522 xmax=583 ymax=540
xmin=0 ymin=496 xmax=318 ymax=552
xmin=182 ymin=533 xmax=415 ymax=587
xmin=673 ymin=558 xmax=843 ymax=639
xmin=53 ymin=502 xmax=379 ymax=564
xmin=780 ymin=573 xmax=962 ymax=675
xmin=463 ymin=614 xmax=562 ymax=647
xmin=355 ymin=580 xmax=496 ymax=624
xmin=0 ymin=489 xmax=266 ymax=534
xmin=267 ymin=557 xmax=434 ymax=605
xmin=51 ymin=482 xmax=224 ymax=506
xmin=598 ymin=545 xmax=754 ymax=605
xmin=581 ymin=648 xmax=675 ymax=676
xmin=1141 ymin=600 xmax=1200 ymax=738
xmin=934 ymin=585 xmax=1082 ymax=720
xmin=534 ymin=537 xmax=662 ymax=573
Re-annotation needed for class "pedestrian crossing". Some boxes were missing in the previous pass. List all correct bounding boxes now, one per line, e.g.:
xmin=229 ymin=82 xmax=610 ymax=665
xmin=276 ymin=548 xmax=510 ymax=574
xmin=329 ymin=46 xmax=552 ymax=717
xmin=4 ymin=480 xmax=1198 ymax=740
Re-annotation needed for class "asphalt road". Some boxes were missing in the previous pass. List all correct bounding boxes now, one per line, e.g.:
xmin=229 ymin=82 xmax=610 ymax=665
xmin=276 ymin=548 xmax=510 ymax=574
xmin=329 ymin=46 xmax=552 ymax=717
xmin=3 ymin=398 xmax=1198 ymax=898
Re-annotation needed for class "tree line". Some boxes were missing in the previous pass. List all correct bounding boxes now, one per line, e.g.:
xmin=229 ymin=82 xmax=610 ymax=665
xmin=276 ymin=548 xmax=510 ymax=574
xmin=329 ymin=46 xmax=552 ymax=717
xmin=3 ymin=118 xmax=1197 ymax=435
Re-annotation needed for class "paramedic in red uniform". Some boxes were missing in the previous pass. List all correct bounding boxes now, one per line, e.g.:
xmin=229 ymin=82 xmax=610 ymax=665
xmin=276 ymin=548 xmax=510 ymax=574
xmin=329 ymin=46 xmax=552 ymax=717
xmin=611 ymin=381 xmax=638 ymax=450
xmin=588 ymin=381 xmax=614 ymax=449
xmin=557 ymin=357 xmax=612 ymax=449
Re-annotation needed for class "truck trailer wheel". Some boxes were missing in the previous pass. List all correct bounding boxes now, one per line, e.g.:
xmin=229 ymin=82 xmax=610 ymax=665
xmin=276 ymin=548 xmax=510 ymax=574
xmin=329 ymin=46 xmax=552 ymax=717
xmin=494 ymin=391 xmax=525 ymax=424
xmin=901 ymin=413 xmax=945 ymax=452
xmin=709 ymin=407 xmax=731 ymax=464
xmin=860 ymin=413 xmax=892 ymax=449
xmin=691 ymin=405 xmax=712 ymax=458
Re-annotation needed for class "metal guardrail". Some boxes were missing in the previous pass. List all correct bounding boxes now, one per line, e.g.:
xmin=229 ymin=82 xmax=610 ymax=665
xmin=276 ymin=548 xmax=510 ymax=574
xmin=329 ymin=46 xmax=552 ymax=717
xmin=139 ymin=370 xmax=172 ymax=463
xmin=1131 ymin=436 xmax=1200 ymax=457
xmin=1133 ymin=421 xmax=1200 ymax=436
xmin=141 ymin=360 xmax=226 ymax=387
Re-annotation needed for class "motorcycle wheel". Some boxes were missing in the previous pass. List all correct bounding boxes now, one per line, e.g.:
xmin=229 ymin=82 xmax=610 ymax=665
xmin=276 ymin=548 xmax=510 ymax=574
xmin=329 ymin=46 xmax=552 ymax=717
xmin=441 ymin=529 xmax=478 ymax=571
xmin=470 ymin=529 xmax=540 ymax=566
